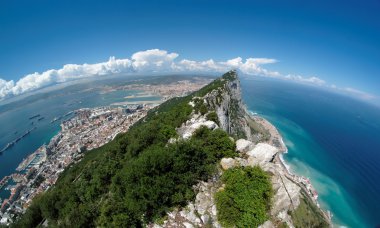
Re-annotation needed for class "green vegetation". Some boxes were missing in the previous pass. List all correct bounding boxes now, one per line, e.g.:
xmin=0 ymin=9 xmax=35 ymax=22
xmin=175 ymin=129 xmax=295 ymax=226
xmin=97 ymin=127 xmax=236 ymax=227
xmin=215 ymin=166 xmax=273 ymax=228
xmin=206 ymin=111 xmax=220 ymax=125
xmin=290 ymin=191 xmax=329 ymax=228
xmin=13 ymin=72 xmax=237 ymax=228
xmin=193 ymin=97 xmax=208 ymax=115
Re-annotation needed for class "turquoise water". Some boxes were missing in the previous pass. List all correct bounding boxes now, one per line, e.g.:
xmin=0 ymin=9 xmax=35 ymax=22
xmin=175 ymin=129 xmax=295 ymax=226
xmin=241 ymin=76 xmax=380 ymax=227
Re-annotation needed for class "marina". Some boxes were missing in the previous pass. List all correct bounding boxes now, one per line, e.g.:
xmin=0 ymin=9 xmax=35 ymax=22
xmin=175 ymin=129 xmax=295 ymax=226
xmin=16 ymin=146 xmax=47 ymax=172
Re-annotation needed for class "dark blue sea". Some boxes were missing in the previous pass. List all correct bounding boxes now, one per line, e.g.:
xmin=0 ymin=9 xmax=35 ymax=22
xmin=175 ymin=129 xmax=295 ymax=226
xmin=241 ymin=76 xmax=380 ymax=227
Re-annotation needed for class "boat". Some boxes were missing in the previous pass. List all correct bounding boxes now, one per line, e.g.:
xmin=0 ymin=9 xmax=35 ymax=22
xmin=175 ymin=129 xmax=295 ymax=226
xmin=0 ymin=176 xmax=10 ymax=189
xmin=64 ymin=111 xmax=74 ymax=117
xmin=0 ymin=127 xmax=36 ymax=154
xmin=37 ymin=117 xmax=45 ymax=121
xmin=50 ymin=116 xmax=62 ymax=123
xmin=28 ymin=114 xmax=40 ymax=120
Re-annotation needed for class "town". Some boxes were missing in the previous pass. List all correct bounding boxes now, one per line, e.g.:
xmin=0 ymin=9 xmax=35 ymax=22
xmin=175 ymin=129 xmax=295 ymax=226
xmin=0 ymin=105 xmax=151 ymax=224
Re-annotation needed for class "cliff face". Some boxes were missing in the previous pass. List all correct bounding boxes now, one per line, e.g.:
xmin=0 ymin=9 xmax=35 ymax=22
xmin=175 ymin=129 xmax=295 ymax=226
xmin=202 ymin=70 xmax=268 ymax=143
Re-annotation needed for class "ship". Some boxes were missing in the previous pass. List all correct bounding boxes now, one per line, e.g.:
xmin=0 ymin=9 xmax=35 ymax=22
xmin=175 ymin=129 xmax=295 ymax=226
xmin=0 ymin=176 xmax=10 ymax=189
xmin=28 ymin=114 xmax=40 ymax=120
xmin=37 ymin=117 xmax=45 ymax=121
xmin=64 ymin=111 xmax=74 ymax=117
xmin=50 ymin=116 xmax=62 ymax=123
xmin=0 ymin=127 xmax=37 ymax=154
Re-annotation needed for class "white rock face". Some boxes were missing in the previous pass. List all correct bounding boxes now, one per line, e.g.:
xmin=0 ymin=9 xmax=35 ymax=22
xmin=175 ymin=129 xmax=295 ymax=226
xmin=153 ymin=181 xmax=222 ymax=227
xmin=258 ymin=220 xmax=275 ymax=228
xmin=271 ymin=172 xmax=301 ymax=216
xmin=178 ymin=116 xmax=219 ymax=139
xmin=236 ymin=138 xmax=254 ymax=153
xmin=220 ymin=158 xmax=236 ymax=170
xmin=180 ymin=203 xmax=201 ymax=225
xmin=247 ymin=143 xmax=278 ymax=166
xmin=183 ymin=222 xmax=194 ymax=228
xmin=235 ymin=157 xmax=248 ymax=167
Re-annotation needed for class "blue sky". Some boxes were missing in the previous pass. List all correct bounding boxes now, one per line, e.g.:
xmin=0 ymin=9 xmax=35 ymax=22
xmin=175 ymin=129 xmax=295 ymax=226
xmin=0 ymin=0 xmax=379 ymax=102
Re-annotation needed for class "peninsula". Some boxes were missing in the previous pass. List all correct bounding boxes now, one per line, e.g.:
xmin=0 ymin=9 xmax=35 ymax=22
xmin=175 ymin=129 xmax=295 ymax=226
xmin=6 ymin=71 xmax=330 ymax=227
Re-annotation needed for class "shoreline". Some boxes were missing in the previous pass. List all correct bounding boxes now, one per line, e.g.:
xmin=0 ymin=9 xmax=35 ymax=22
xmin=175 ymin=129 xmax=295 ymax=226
xmin=254 ymin=114 xmax=333 ymax=224
xmin=0 ymin=106 xmax=150 ymax=222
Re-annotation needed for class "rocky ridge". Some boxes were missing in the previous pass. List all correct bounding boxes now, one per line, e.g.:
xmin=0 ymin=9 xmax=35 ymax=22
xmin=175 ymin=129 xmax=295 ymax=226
xmin=152 ymin=71 xmax=330 ymax=228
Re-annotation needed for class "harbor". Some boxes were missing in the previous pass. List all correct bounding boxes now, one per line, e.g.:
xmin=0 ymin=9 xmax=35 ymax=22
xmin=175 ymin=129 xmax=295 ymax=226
xmin=0 ymin=105 xmax=151 ymax=222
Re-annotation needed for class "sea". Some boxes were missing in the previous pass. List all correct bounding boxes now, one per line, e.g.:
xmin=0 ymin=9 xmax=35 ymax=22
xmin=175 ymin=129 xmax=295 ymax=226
xmin=1 ymin=75 xmax=379 ymax=227
xmin=241 ymin=76 xmax=380 ymax=228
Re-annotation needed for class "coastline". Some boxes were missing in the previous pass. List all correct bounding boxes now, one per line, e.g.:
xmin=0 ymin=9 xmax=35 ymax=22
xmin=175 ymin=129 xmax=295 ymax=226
xmin=254 ymin=114 xmax=332 ymax=225
xmin=0 ymin=106 xmax=150 ymax=222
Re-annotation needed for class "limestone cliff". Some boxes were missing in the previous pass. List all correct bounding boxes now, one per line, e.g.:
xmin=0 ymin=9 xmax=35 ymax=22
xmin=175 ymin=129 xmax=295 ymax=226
xmin=154 ymin=70 xmax=331 ymax=228
xmin=201 ymin=70 xmax=269 ymax=143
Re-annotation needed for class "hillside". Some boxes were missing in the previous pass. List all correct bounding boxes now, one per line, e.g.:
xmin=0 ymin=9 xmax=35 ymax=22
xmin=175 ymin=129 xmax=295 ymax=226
xmin=11 ymin=70 xmax=329 ymax=228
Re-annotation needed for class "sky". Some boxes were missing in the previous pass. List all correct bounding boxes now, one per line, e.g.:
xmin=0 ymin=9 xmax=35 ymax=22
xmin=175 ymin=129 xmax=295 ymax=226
xmin=0 ymin=0 xmax=379 ymax=104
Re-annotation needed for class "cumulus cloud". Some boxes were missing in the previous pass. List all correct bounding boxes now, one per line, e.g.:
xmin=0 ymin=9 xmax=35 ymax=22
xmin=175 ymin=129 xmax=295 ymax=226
xmin=0 ymin=79 xmax=15 ymax=99
xmin=0 ymin=48 xmax=375 ymax=102
xmin=0 ymin=57 xmax=133 ymax=100
xmin=131 ymin=49 xmax=178 ymax=71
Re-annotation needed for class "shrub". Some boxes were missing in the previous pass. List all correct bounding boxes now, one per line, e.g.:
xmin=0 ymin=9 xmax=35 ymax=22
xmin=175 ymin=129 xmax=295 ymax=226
xmin=215 ymin=166 xmax=273 ymax=228
xmin=206 ymin=111 xmax=220 ymax=125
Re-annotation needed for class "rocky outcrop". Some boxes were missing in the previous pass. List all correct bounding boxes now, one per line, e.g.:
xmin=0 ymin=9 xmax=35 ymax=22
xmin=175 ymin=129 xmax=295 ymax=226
xmin=201 ymin=70 xmax=264 ymax=142
xmin=218 ymin=141 xmax=302 ymax=226
xmin=177 ymin=115 xmax=219 ymax=139
xmin=220 ymin=158 xmax=237 ymax=170
xmin=153 ymin=180 xmax=222 ymax=228
xmin=235 ymin=138 xmax=254 ymax=153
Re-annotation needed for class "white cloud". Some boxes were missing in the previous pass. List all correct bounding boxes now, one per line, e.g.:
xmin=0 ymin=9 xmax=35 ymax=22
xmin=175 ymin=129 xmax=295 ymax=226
xmin=2 ymin=56 xmax=133 ymax=99
xmin=343 ymin=87 xmax=375 ymax=100
xmin=0 ymin=79 xmax=15 ymax=99
xmin=176 ymin=56 xmax=279 ymax=77
xmin=131 ymin=49 xmax=178 ymax=71
xmin=0 ymin=48 xmax=375 ymax=102
xmin=285 ymin=74 xmax=326 ymax=86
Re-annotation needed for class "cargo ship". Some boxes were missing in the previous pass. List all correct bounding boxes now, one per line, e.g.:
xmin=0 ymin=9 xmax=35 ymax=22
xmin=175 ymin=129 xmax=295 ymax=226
xmin=28 ymin=114 xmax=40 ymax=120
xmin=0 ymin=127 xmax=37 ymax=154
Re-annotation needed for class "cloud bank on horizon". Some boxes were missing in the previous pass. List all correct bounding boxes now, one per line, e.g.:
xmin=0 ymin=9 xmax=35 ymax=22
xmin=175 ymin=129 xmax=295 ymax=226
xmin=0 ymin=49 xmax=375 ymax=102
